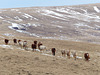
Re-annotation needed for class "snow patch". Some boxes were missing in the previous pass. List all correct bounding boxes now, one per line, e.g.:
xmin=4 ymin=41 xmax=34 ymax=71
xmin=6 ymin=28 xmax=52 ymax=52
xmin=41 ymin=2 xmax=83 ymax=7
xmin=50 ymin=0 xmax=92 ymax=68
xmin=9 ymin=23 xmax=26 ymax=30
xmin=29 ymin=33 xmax=40 ymax=37
xmin=22 ymin=13 xmax=33 ymax=20
xmin=56 ymin=8 xmax=100 ymax=22
xmin=18 ymin=12 xmax=22 ymax=13
xmin=42 ymin=53 xmax=53 ymax=57
xmin=42 ymin=36 xmax=57 ymax=39
xmin=81 ymin=9 xmax=88 ymax=14
xmin=8 ymin=23 xmax=41 ymax=37
xmin=76 ymin=56 xmax=82 ymax=59
xmin=11 ymin=9 xmax=19 ymax=11
xmin=27 ymin=23 xmax=41 ymax=27
xmin=74 ymin=23 xmax=94 ymax=29
xmin=57 ymin=25 xmax=63 ymax=28
xmin=34 ymin=49 xmax=40 ymax=52
xmin=3 ymin=20 xmax=12 ymax=24
xmin=17 ymin=47 xmax=25 ymax=51
xmin=33 ymin=17 xmax=38 ymax=21
xmin=0 ymin=45 xmax=13 ymax=49
xmin=24 ymin=13 xmax=33 ymax=18
xmin=32 ymin=24 xmax=40 ymax=27
xmin=42 ymin=9 xmax=63 ymax=17
xmin=42 ymin=13 xmax=67 ymax=21
xmin=14 ymin=16 xmax=23 ymax=22
xmin=0 ymin=16 xmax=4 ymax=19
xmin=3 ymin=33 xmax=14 ymax=37
xmin=94 ymin=6 xmax=100 ymax=13
xmin=40 ymin=9 xmax=68 ymax=21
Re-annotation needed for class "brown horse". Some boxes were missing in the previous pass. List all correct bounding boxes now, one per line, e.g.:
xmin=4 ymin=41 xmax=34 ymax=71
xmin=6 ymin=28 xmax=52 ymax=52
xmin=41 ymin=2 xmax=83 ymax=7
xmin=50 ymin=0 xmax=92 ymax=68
xmin=67 ymin=50 xmax=70 ymax=59
xmin=51 ymin=48 xmax=56 ymax=56
xmin=5 ymin=39 xmax=9 ymax=45
xmin=61 ymin=50 xmax=66 ymax=57
xmin=84 ymin=53 xmax=90 ymax=61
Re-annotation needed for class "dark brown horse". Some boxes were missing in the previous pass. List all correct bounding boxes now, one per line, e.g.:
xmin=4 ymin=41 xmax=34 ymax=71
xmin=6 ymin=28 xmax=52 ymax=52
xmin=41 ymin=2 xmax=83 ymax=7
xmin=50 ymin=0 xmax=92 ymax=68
xmin=84 ymin=53 xmax=90 ymax=61
xmin=5 ymin=39 xmax=9 ymax=45
xmin=51 ymin=48 xmax=56 ymax=56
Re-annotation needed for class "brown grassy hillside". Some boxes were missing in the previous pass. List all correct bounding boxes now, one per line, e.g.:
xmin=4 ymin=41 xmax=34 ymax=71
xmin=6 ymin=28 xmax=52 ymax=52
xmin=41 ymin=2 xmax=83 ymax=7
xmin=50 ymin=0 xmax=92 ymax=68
xmin=0 ymin=36 xmax=100 ymax=75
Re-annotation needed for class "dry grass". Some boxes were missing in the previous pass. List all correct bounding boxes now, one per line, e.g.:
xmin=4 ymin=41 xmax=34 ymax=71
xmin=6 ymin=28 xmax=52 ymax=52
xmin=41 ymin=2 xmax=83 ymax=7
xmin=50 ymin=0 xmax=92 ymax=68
xmin=0 ymin=36 xmax=100 ymax=75
xmin=0 ymin=3 xmax=100 ymax=74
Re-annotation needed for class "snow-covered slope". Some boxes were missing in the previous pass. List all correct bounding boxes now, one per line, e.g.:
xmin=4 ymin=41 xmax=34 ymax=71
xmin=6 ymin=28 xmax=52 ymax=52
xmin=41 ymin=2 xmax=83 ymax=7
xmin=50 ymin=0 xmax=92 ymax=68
xmin=0 ymin=3 xmax=100 ymax=44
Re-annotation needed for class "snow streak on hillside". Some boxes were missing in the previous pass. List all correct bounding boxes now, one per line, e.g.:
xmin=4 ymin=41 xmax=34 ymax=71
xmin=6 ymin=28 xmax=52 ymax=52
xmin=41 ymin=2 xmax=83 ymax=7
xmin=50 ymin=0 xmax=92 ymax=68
xmin=94 ymin=6 xmax=100 ymax=13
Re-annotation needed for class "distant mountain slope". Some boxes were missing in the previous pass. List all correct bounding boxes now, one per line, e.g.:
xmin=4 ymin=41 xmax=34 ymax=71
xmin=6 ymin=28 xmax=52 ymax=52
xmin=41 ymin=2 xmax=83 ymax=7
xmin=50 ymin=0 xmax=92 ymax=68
xmin=0 ymin=3 xmax=100 ymax=44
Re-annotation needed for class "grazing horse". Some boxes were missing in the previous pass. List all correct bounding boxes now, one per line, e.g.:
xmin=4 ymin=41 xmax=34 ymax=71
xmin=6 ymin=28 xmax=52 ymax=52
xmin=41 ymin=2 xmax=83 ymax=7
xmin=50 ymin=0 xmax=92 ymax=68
xmin=51 ymin=48 xmax=56 ymax=56
xmin=84 ymin=53 xmax=90 ymax=61
xmin=61 ymin=50 xmax=66 ymax=57
xmin=72 ymin=51 xmax=77 ymax=60
xmin=23 ymin=41 xmax=28 ymax=50
xmin=39 ymin=45 xmax=46 ymax=51
xmin=18 ymin=40 xmax=23 ymax=48
xmin=13 ymin=39 xmax=17 ymax=45
xmin=67 ymin=50 xmax=70 ymax=59
xmin=31 ymin=44 xmax=37 ymax=51
xmin=38 ymin=42 xmax=43 ymax=49
xmin=34 ymin=41 xmax=37 ymax=45
xmin=34 ymin=41 xmax=37 ymax=48
xmin=5 ymin=39 xmax=9 ymax=45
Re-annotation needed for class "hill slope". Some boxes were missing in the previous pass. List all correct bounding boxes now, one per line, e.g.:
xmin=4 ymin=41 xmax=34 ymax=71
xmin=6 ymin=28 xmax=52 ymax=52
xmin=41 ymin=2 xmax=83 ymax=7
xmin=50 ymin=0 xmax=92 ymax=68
xmin=0 ymin=3 xmax=100 ymax=44
xmin=0 ymin=36 xmax=100 ymax=75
